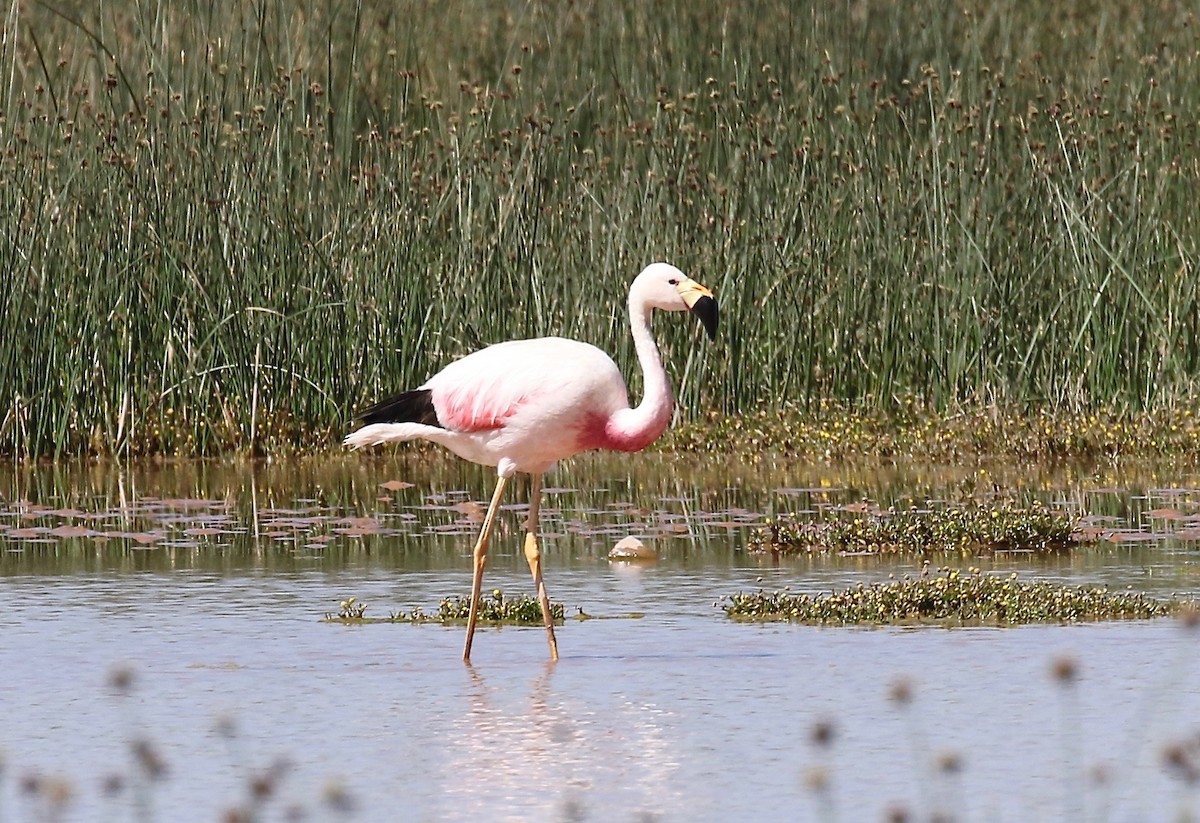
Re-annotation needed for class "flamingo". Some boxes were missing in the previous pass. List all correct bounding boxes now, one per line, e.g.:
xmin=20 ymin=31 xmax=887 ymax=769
xmin=344 ymin=262 xmax=718 ymax=662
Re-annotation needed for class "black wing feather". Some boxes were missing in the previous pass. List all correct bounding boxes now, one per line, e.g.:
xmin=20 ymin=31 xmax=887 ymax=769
xmin=357 ymin=388 xmax=443 ymax=427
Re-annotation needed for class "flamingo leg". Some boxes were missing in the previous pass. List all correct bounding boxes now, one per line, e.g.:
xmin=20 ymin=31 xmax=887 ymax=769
xmin=524 ymin=473 xmax=559 ymax=661
xmin=463 ymin=474 xmax=509 ymax=663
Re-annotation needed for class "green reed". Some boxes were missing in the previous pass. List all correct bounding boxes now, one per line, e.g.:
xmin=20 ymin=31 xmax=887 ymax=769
xmin=2 ymin=0 xmax=1199 ymax=456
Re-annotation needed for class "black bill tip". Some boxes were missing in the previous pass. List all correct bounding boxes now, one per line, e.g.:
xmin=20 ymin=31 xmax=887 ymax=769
xmin=690 ymin=294 xmax=719 ymax=341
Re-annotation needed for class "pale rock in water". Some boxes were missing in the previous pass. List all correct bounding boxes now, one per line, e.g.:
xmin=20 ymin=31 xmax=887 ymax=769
xmin=608 ymin=535 xmax=657 ymax=561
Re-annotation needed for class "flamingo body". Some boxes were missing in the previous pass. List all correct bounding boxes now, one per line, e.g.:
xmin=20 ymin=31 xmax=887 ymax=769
xmin=345 ymin=262 xmax=718 ymax=661
xmin=346 ymin=336 xmax=646 ymax=474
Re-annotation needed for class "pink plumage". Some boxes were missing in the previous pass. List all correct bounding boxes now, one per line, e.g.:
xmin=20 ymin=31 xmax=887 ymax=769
xmin=425 ymin=336 xmax=631 ymax=463
xmin=345 ymin=262 xmax=718 ymax=662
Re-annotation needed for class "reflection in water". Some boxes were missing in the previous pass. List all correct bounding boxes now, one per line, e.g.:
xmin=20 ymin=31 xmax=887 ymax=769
xmin=446 ymin=662 xmax=686 ymax=823
xmin=435 ymin=662 xmax=683 ymax=821
xmin=1 ymin=454 xmax=1200 ymax=583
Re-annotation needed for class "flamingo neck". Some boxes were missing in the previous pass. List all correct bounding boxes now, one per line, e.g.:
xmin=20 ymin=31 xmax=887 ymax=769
xmin=605 ymin=295 xmax=673 ymax=451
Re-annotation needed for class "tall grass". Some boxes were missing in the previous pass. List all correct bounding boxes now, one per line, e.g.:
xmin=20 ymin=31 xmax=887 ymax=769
xmin=1 ymin=0 xmax=1198 ymax=457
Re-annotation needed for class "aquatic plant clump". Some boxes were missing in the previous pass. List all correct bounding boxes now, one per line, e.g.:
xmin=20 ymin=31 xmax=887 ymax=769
xmin=430 ymin=590 xmax=566 ymax=624
xmin=325 ymin=591 xmax=565 ymax=625
xmin=336 ymin=597 xmax=367 ymax=619
xmin=723 ymin=569 xmax=1185 ymax=625
xmin=754 ymin=502 xmax=1077 ymax=557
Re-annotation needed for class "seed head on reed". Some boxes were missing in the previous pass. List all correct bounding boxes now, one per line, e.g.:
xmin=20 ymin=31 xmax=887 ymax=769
xmin=1050 ymin=654 xmax=1079 ymax=685
xmin=889 ymin=677 xmax=915 ymax=706
xmin=130 ymin=738 xmax=167 ymax=780
xmin=810 ymin=719 xmax=836 ymax=748
xmin=107 ymin=664 xmax=135 ymax=695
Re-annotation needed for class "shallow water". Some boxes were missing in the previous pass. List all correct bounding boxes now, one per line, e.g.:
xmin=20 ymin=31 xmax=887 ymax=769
xmin=2 ymin=454 xmax=1200 ymax=821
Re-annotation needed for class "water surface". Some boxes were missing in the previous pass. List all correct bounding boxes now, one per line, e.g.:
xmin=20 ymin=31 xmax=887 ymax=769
xmin=2 ymin=455 xmax=1199 ymax=821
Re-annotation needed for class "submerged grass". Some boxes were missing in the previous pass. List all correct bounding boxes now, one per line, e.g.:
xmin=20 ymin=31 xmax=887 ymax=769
xmin=754 ymin=501 xmax=1077 ymax=557
xmin=723 ymin=568 xmax=1187 ymax=624
xmin=3 ymin=1 xmax=1200 ymax=457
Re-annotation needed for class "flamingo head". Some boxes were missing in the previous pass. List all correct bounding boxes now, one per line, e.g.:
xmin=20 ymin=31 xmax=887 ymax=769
xmin=631 ymin=263 xmax=719 ymax=341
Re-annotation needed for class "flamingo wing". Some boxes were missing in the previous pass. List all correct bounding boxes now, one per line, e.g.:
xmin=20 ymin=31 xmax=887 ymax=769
xmin=425 ymin=337 xmax=626 ymax=434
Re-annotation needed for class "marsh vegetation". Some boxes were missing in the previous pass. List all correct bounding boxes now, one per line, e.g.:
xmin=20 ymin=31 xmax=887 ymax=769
xmin=723 ymin=567 xmax=1190 ymax=624
xmin=324 ymin=590 xmax=567 ymax=624
xmin=2 ymin=1 xmax=1199 ymax=457
xmin=753 ymin=500 xmax=1078 ymax=556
